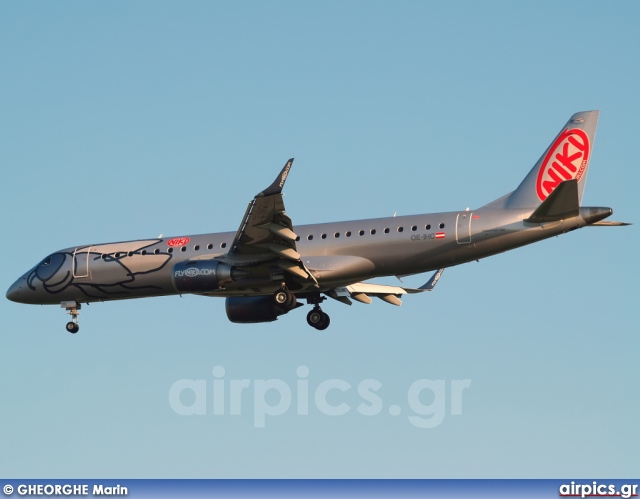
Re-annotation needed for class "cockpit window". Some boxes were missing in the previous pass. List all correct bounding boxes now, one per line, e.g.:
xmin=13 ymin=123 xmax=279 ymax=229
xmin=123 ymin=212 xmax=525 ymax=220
xmin=35 ymin=253 xmax=66 ymax=282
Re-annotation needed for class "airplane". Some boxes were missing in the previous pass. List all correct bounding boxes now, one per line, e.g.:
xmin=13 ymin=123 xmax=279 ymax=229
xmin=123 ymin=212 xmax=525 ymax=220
xmin=6 ymin=110 xmax=629 ymax=333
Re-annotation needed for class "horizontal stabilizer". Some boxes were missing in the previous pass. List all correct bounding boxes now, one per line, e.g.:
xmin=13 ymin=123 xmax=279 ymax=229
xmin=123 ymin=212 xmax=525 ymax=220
xmin=524 ymin=180 xmax=579 ymax=224
xmin=588 ymin=220 xmax=632 ymax=227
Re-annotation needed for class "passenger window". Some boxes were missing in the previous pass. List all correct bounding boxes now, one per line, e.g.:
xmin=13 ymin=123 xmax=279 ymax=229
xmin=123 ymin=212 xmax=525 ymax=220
xmin=397 ymin=227 xmax=404 ymax=232
xmin=370 ymin=229 xmax=377 ymax=235
xmin=321 ymin=234 xmax=327 ymax=239
xmin=384 ymin=228 xmax=390 ymax=234
xmin=308 ymin=235 xmax=314 ymax=241
xmin=194 ymin=245 xmax=200 ymax=251
xmin=334 ymin=232 xmax=340 ymax=238
xmin=426 ymin=224 xmax=431 ymax=230
xmin=411 ymin=225 xmax=417 ymax=231
xmin=439 ymin=223 xmax=445 ymax=229
xmin=346 ymin=231 xmax=351 ymax=237
xmin=359 ymin=230 xmax=365 ymax=236
xmin=221 ymin=242 xmax=227 ymax=248
xmin=207 ymin=244 xmax=213 ymax=250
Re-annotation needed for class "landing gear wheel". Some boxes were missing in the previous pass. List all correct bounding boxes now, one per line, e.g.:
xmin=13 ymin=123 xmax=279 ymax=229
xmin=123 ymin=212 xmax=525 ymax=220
xmin=307 ymin=308 xmax=330 ymax=330
xmin=66 ymin=322 xmax=79 ymax=334
xmin=274 ymin=289 xmax=289 ymax=305
xmin=274 ymin=288 xmax=296 ymax=310
xmin=315 ymin=313 xmax=330 ymax=330
xmin=307 ymin=309 xmax=323 ymax=326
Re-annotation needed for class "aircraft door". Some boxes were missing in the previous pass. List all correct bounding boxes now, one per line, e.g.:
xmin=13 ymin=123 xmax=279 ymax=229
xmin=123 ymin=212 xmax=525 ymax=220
xmin=73 ymin=247 xmax=92 ymax=278
xmin=456 ymin=213 xmax=472 ymax=244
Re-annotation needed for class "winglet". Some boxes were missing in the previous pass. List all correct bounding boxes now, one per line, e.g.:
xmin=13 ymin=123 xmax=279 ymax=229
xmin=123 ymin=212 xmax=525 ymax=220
xmin=419 ymin=268 xmax=445 ymax=291
xmin=261 ymin=158 xmax=294 ymax=196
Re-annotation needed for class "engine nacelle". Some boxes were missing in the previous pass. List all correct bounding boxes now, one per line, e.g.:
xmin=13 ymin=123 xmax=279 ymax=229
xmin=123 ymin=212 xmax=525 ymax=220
xmin=225 ymin=296 xmax=288 ymax=323
xmin=172 ymin=260 xmax=234 ymax=293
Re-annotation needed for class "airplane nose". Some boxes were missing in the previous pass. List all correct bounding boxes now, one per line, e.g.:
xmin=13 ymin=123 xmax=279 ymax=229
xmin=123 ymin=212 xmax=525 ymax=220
xmin=6 ymin=279 xmax=25 ymax=303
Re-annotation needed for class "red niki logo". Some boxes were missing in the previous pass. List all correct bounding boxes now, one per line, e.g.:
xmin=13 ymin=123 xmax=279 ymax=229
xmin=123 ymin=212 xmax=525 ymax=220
xmin=536 ymin=128 xmax=590 ymax=201
xmin=167 ymin=237 xmax=190 ymax=247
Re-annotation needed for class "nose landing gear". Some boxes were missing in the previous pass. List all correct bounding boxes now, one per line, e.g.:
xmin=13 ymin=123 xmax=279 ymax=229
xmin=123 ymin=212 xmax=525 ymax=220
xmin=61 ymin=301 xmax=81 ymax=334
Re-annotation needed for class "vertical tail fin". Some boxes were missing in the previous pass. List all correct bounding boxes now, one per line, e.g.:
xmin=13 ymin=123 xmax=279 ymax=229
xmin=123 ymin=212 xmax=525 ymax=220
xmin=490 ymin=111 xmax=600 ymax=210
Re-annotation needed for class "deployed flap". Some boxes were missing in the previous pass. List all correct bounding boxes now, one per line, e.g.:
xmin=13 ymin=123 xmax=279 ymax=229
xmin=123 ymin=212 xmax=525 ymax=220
xmin=328 ymin=269 xmax=445 ymax=307
xmin=346 ymin=282 xmax=414 ymax=296
xmin=226 ymin=159 xmax=317 ymax=285
xmin=524 ymin=179 xmax=579 ymax=223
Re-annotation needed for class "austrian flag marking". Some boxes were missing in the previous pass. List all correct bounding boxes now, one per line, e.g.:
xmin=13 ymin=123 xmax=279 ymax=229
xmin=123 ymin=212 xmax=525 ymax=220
xmin=536 ymin=128 xmax=590 ymax=201
xmin=435 ymin=232 xmax=445 ymax=239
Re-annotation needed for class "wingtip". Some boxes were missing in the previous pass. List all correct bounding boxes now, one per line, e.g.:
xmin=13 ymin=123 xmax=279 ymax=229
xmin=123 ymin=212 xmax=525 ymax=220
xmin=261 ymin=158 xmax=294 ymax=196
xmin=419 ymin=268 xmax=445 ymax=291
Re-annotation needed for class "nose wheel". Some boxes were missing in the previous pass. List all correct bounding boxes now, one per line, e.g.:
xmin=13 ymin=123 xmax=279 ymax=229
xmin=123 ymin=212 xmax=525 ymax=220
xmin=66 ymin=321 xmax=79 ymax=334
xmin=61 ymin=301 xmax=81 ymax=334
xmin=307 ymin=306 xmax=330 ymax=330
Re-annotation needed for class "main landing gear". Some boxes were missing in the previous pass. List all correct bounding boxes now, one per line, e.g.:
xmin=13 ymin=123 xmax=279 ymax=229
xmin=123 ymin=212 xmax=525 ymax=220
xmin=275 ymin=286 xmax=332 ymax=330
xmin=61 ymin=301 xmax=80 ymax=334
xmin=305 ymin=294 xmax=330 ymax=330
xmin=306 ymin=306 xmax=330 ymax=330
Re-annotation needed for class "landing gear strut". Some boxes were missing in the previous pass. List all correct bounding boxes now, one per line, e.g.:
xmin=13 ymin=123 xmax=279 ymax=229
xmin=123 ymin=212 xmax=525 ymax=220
xmin=62 ymin=301 xmax=81 ymax=334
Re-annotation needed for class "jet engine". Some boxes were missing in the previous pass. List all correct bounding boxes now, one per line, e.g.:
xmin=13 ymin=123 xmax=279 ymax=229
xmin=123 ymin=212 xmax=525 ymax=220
xmin=172 ymin=260 xmax=237 ymax=293
xmin=225 ymin=296 xmax=291 ymax=323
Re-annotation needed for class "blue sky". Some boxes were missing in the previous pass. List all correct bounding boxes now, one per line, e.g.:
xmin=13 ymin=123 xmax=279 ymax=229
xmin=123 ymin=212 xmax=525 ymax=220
xmin=1 ymin=1 xmax=638 ymax=478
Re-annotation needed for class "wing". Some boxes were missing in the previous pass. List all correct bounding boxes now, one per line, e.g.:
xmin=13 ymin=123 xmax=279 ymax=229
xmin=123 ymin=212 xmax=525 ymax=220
xmin=326 ymin=269 xmax=445 ymax=306
xmin=223 ymin=159 xmax=318 ymax=285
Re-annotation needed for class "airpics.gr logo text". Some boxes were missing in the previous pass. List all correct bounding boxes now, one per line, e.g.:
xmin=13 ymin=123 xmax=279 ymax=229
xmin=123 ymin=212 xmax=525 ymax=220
xmin=169 ymin=366 xmax=471 ymax=428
